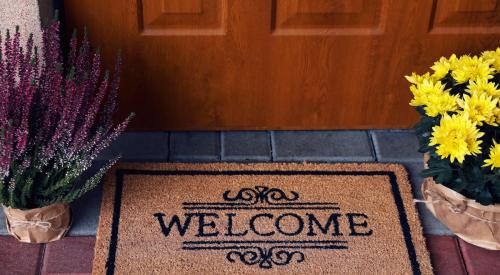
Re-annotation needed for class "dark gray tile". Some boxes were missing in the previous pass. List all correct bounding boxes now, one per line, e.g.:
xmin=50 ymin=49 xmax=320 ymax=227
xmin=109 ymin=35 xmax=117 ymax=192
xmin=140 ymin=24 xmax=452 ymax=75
xmin=401 ymin=162 xmax=425 ymax=199
xmin=417 ymin=204 xmax=453 ymax=235
xmin=401 ymin=162 xmax=452 ymax=234
xmin=68 ymin=160 xmax=108 ymax=236
xmin=170 ymin=132 xmax=220 ymax=161
xmin=222 ymin=131 xmax=271 ymax=161
xmin=0 ymin=130 xmax=453 ymax=238
xmin=272 ymin=131 xmax=374 ymax=162
xmin=68 ymin=183 xmax=103 ymax=236
xmin=0 ymin=210 xmax=6 ymax=235
xmin=68 ymin=161 xmax=106 ymax=236
xmin=399 ymin=161 xmax=451 ymax=235
xmin=371 ymin=130 xmax=423 ymax=162
xmin=97 ymin=132 xmax=169 ymax=161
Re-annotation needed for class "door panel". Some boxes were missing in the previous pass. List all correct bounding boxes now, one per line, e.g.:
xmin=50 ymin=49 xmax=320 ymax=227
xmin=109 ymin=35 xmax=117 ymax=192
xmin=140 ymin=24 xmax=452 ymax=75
xmin=140 ymin=0 xmax=227 ymax=35
xmin=64 ymin=0 xmax=500 ymax=130
xmin=273 ymin=0 xmax=386 ymax=35
xmin=430 ymin=0 xmax=500 ymax=34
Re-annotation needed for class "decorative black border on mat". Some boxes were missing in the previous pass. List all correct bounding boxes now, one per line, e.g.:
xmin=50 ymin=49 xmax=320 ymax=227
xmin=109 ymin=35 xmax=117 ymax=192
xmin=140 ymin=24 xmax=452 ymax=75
xmin=105 ymin=169 xmax=421 ymax=275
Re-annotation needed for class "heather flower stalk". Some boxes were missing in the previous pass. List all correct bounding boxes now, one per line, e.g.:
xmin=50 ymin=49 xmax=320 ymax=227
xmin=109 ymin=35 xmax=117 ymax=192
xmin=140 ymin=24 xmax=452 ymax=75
xmin=0 ymin=19 xmax=132 ymax=209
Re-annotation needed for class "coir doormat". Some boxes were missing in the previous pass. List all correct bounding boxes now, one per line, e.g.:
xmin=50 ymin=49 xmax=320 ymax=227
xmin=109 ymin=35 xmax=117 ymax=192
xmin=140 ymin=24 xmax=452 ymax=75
xmin=93 ymin=163 xmax=433 ymax=274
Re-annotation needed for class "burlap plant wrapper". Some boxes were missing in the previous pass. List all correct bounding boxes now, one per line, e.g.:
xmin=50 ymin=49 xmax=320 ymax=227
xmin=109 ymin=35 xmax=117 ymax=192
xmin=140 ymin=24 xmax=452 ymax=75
xmin=422 ymin=179 xmax=500 ymax=250
xmin=93 ymin=163 xmax=433 ymax=275
xmin=422 ymin=153 xmax=500 ymax=250
xmin=3 ymin=203 xmax=71 ymax=243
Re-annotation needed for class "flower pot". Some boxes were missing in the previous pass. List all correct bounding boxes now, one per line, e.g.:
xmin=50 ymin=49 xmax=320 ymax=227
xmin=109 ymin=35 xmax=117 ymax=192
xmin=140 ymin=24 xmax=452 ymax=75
xmin=421 ymin=154 xmax=500 ymax=250
xmin=2 ymin=204 xmax=71 ymax=243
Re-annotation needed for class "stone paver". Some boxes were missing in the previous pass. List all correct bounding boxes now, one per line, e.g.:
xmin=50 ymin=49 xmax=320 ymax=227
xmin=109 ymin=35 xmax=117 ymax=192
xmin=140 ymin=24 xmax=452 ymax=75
xmin=0 ymin=211 xmax=6 ymax=235
xmin=169 ymin=132 xmax=220 ymax=161
xmin=3 ymin=235 xmax=493 ymax=274
xmin=272 ymin=131 xmax=374 ymax=162
xmin=458 ymin=238 xmax=500 ymax=275
xmin=41 ymin=237 xmax=95 ymax=275
xmin=0 ymin=236 xmax=43 ymax=275
xmin=0 ymin=131 xmax=455 ymax=237
xmin=425 ymin=236 xmax=467 ymax=275
xmin=401 ymin=162 xmax=425 ymax=199
xmin=402 ymin=161 xmax=454 ymax=235
xmin=97 ymin=132 xmax=168 ymax=161
xmin=221 ymin=131 xmax=271 ymax=161
xmin=68 ymin=183 xmax=103 ymax=236
xmin=417 ymin=204 xmax=453 ymax=235
xmin=371 ymin=130 xmax=423 ymax=162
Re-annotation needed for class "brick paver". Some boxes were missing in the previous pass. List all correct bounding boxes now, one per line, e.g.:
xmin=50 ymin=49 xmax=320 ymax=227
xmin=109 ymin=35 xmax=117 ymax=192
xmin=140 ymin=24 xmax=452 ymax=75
xmin=458 ymin=238 xmax=500 ymax=275
xmin=2 ymin=235 xmax=499 ymax=274
xmin=426 ymin=236 xmax=467 ymax=275
xmin=0 ymin=236 xmax=43 ymax=275
xmin=41 ymin=237 xmax=95 ymax=275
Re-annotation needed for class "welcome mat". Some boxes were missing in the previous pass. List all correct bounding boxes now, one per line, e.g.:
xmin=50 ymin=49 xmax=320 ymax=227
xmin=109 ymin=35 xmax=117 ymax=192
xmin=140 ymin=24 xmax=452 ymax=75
xmin=92 ymin=163 xmax=433 ymax=274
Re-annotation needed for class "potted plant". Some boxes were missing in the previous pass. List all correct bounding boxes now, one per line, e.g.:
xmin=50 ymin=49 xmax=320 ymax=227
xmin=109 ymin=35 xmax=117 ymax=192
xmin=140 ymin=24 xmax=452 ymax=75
xmin=408 ymin=48 xmax=500 ymax=250
xmin=0 ymin=19 xmax=132 ymax=243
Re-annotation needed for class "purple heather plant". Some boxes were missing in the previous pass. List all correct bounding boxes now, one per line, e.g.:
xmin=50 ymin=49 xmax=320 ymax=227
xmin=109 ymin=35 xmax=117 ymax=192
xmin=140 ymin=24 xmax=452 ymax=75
xmin=0 ymin=20 xmax=133 ymax=209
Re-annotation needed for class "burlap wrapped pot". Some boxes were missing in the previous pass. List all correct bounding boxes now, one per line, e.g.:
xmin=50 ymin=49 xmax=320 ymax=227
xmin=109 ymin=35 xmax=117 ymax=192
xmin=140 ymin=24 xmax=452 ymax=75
xmin=422 ymin=154 xmax=500 ymax=250
xmin=2 ymin=204 xmax=71 ymax=243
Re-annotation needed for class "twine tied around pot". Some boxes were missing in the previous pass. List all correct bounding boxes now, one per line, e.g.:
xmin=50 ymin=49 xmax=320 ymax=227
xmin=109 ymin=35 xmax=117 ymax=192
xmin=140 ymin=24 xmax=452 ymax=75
xmin=415 ymin=184 xmax=500 ymax=224
xmin=418 ymin=154 xmax=500 ymax=250
xmin=415 ymin=189 xmax=467 ymax=214
xmin=2 ymin=204 xmax=71 ymax=243
xmin=9 ymin=219 xmax=52 ymax=231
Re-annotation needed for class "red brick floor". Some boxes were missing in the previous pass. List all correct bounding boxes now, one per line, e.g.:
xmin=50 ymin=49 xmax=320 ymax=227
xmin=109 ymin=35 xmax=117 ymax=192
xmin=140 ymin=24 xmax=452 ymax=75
xmin=1 ymin=235 xmax=499 ymax=275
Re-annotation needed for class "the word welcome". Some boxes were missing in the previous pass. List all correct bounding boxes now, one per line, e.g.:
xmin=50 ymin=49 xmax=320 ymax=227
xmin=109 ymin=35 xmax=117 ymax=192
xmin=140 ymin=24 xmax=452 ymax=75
xmin=153 ymin=212 xmax=373 ymax=238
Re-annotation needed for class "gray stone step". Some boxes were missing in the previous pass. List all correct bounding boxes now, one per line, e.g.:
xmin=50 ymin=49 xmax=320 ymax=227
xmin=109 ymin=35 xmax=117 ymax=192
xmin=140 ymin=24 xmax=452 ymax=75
xmin=0 ymin=130 xmax=453 ymax=236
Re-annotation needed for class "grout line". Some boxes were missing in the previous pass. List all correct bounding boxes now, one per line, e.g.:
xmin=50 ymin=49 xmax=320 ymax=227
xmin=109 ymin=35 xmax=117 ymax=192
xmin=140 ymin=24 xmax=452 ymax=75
xmin=455 ymin=237 xmax=470 ymax=275
xmin=374 ymin=129 xmax=415 ymax=133
xmin=367 ymin=131 xmax=379 ymax=162
xmin=222 ymin=156 xmax=272 ymax=162
xmin=219 ymin=131 xmax=224 ymax=161
xmin=269 ymin=131 xmax=276 ymax=162
xmin=36 ymin=243 xmax=47 ymax=275
xmin=166 ymin=132 xmax=171 ymax=162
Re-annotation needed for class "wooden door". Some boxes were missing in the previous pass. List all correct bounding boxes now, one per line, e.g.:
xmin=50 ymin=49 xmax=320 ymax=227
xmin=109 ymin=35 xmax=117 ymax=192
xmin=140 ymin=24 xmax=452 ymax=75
xmin=64 ymin=0 xmax=500 ymax=130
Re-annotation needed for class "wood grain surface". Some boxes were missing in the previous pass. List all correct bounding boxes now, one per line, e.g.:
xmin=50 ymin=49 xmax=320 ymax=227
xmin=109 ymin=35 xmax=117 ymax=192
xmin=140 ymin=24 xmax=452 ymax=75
xmin=64 ymin=0 xmax=500 ymax=130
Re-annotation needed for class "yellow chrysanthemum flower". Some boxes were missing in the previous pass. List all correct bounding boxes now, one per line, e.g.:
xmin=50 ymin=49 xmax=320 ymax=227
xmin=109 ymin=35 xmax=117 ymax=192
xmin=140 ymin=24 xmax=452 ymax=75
xmin=431 ymin=55 xmax=458 ymax=80
xmin=457 ymin=93 xmax=499 ymax=126
xmin=423 ymin=91 xmax=459 ymax=117
xmin=409 ymin=79 xmax=449 ymax=107
xmin=483 ymin=140 xmax=500 ymax=170
xmin=481 ymin=47 xmax=500 ymax=72
xmin=405 ymin=72 xmax=433 ymax=85
xmin=495 ymin=108 xmax=500 ymax=125
xmin=448 ymin=54 xmax=460 ymax=71
xmin=465 ymin=78 xmax=500 ymax=97
xmin=451 ymin=55 xmax=495 ymax=83
xmin=429 ymin=114 xmax=484 ymax=163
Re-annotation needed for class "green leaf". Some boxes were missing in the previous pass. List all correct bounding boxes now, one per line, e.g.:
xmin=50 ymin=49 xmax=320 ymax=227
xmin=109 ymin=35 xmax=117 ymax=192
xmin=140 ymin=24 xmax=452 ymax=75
xmin=414 ymin=116 xmax=437 ymax=135
xmin=418 ymin=144 xmax=430 ymax=153
xmin=415 ymin=106 xmax=426 ymax=116
xmin=477 ymin=186 xmax=494 ymax=205
xmin=435 ymin=169 xmax=454 ymax=184
xmin=58 ymin=159 xmax=116 ymax=204
xmin=420 ymin=167 xmax=452 ymax=182
xmin=451 ymin=172 xmax=467 ymax=193
xmin=19 ymin=178 xmax=34 ymax=208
